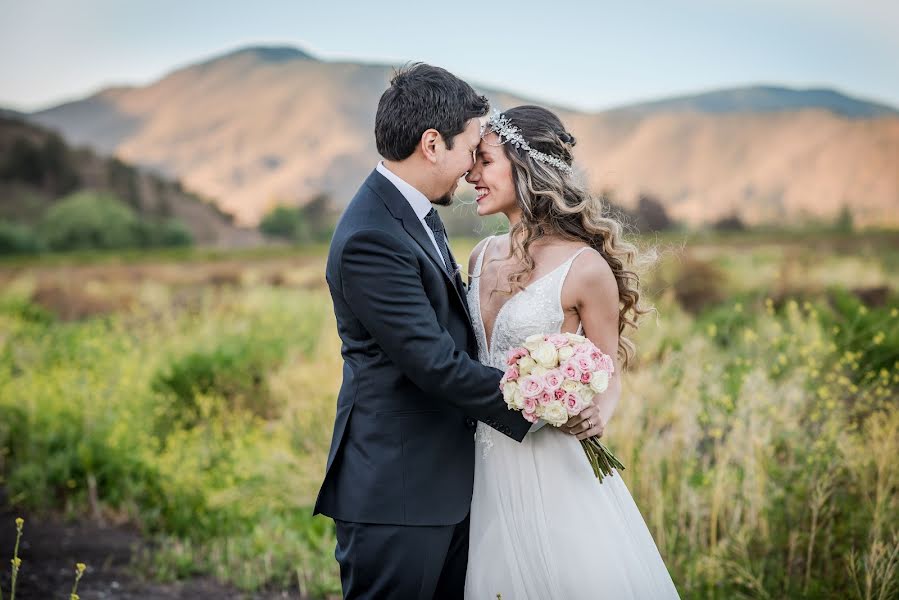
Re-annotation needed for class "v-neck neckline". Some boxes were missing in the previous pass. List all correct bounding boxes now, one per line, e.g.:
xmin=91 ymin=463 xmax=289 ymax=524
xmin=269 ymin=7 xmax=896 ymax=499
xmin=476 ymin=236 xmax=583 ymax=356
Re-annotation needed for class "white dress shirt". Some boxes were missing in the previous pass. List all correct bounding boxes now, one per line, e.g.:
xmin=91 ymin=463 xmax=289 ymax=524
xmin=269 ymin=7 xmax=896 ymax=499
xmin=376 ymin=161 xmax=446 ymax=263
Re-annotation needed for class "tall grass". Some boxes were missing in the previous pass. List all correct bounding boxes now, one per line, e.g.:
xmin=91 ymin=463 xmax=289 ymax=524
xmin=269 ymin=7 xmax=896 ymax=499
xmin=0 ymin=233 xmax=896 ymax=597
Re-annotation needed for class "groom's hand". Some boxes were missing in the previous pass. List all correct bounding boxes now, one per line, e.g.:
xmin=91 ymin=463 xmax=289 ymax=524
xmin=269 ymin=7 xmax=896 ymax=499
xmin=561 ymin=404 xmax=605 ymax=441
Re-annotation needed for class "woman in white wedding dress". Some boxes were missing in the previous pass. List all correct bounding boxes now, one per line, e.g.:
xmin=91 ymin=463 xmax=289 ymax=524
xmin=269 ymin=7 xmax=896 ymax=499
xmin=463 ymin=106 xmax=679 ymax=599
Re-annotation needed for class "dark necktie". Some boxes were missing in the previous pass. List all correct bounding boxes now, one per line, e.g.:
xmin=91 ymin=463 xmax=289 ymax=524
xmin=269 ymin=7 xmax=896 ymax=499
xmin=424 ymin=208 xmax=454 ymax=276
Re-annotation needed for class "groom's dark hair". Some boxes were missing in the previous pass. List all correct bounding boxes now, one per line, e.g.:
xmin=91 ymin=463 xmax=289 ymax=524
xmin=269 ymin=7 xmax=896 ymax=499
xmin=375 ymin=63 xmax=489 ymax=161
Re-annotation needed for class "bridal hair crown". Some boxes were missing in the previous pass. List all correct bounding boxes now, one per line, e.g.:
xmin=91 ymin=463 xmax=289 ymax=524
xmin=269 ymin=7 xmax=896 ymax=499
xmin=485 ymin=111 xmax=574 ymax=175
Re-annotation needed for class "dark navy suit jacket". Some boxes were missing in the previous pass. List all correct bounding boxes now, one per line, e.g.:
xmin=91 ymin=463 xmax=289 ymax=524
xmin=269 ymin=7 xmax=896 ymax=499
xmin=313 ymin=169 xmax=530 ymax=527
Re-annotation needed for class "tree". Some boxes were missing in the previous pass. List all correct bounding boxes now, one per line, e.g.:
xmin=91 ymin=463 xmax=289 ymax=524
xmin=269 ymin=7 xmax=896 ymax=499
xmin=39 ymin=191 xmax=144 ymax=251
xmin=834 ymin=204 xmax=854 ymax=233
xmin=260 ymin=205 xmax=310 ymax=241
xmin=712 ymin=214 xmax=746 ymax=231
xmin=633 ymin=194 xmax=673 ymax=232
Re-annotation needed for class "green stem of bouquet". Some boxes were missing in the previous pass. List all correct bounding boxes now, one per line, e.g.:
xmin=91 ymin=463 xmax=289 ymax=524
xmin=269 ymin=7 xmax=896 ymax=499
xmin=580 ymin=436 xmax=625 ymax=483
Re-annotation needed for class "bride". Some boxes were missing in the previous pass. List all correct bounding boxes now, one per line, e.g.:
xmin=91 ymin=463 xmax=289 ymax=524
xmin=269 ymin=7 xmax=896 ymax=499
xmin=463 ymin=105 xmax=680 ymax=599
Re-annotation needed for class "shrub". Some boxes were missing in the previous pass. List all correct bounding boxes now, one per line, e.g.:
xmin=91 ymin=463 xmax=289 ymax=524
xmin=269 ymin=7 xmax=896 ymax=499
xmin=0 ymin=221 xmax=42 ymax=254
xmin=260 ymin=205 xmax=310 ymax=241
xmin=39 ymin=191 xmax=144 ymax=251
xmin=151 ymin=335 xmax=287 ymax=428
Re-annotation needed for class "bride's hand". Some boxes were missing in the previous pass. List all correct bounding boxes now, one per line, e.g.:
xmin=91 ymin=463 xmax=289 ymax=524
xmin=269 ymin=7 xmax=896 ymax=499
xmin=561 ymin=404 xmax=605 ymax=441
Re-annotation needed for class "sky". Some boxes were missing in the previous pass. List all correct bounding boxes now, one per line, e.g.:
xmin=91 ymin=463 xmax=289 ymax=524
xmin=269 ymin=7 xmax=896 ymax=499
xmin=1 ymin=0 xmax=897 ymax=113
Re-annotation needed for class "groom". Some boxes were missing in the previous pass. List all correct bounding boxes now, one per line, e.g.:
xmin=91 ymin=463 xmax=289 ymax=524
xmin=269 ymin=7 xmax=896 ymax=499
xmin=313 ymin=63 xmax=531 ymax=598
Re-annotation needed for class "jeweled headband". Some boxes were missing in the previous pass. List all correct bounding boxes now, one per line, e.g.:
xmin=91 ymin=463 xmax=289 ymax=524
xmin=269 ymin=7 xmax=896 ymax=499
xmin=485 ymin=110 xmax=574 ymax=175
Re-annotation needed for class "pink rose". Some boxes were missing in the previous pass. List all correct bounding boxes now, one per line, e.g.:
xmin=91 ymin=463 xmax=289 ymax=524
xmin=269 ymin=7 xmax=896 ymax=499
xmin=506 ymin=347 xmax=529 ymax=366
xmin=522 ymin=411 xmax=539 ymax=423
xmin=542 ymin=369 xmax=563 ymax=391
xmin=547 ymin=334 xmax=569 ymax=348
xmin=519 ymin=375 xmax=545 ymax=398
xmin=562 ymin=359 xmax=581 ymax=379
xmin=580 ymin=371 xmax=593 ymax=384
xmin=505 ymin=366 xmax=520 ymax=381
xmin=575 ymin=354 xmax=596 ymax=373
xmin=539 ymin=391 xmax=553 ymax=406
xmin=574 ymin=342 xmax=595 ymax=355
xmin=554 ymin=389 xmax=566 ymax=400
xmin=564 ymin=392 xmax=582 ymax=415
xmin=523 ymin=397 xmax=538 ymax=414
xmin=599 ymin=354 xmax=615 ymax=373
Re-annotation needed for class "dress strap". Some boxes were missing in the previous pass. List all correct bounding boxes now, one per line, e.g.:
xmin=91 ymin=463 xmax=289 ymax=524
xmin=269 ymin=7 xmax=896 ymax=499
xmin=474 ymin=235 xmax=494 ymax=277
xmin=558 ymin=247 xmax=592 ymax=286
xmin=558 ymin=247 xmax=594 ymax=333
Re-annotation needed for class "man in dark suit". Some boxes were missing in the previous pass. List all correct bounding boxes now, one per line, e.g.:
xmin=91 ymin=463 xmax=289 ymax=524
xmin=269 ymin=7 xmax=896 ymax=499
xmin=313 ymin=63 xmax=531 ymax=598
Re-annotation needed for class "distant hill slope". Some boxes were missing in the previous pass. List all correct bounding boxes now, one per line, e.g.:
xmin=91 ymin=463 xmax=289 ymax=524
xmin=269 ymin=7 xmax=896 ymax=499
xmin=603 ymin=85 xmax=899 ymax=118
xmin=0 ymin=115 xmax=263 ymax=246
xmin=29 ymin=45 xmax=899 ymax=227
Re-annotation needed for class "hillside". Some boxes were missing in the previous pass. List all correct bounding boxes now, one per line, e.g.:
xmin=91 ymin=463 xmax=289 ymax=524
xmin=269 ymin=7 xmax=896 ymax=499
xmin=0 ymin=115 xmax=262 ymax=246
xmin=29 ymin=45 xmax=899 ymax=227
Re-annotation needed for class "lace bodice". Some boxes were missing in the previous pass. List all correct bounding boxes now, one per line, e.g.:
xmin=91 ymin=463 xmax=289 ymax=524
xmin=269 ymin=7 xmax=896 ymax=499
xmin=467 ymin=236 xmax=589 ymax=456
xmin=467 ymin=236 xmax=589 ymax=370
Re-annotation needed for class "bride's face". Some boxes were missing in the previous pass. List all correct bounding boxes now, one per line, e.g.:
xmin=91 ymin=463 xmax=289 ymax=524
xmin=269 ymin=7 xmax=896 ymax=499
xmin=465 ymin=132 xmax=518 ymax=217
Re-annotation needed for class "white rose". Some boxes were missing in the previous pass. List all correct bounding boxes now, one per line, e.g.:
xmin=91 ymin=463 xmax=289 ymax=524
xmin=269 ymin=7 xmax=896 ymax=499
xmin=561 ymin=379 xmax=580 ymax=392
xmin=502 ymin=381 xmax=518 ymax=405
xmin=531 ymin=365 xmax=548 ymax=377
xmin=542 ymin=403 xmax=569 ymax=426
xmin=589 ymin=369 xmax=610 ymax=393
xmin=532 ymin=341 xmax=559 ymax=369
xmin=518 ymin=356 xmax=537 ymax=375
xmin=503 ymin=382 xmax=525 ymax=409
xmin=578 ymin=385 xmax=596 ymax=405
xmin=566 ymin=333 xmax=587 ymax=343
xmin=558 ymin=346 xmax=575 ymax=362
xmin=523 ymin=334 xmax=545 ymax=352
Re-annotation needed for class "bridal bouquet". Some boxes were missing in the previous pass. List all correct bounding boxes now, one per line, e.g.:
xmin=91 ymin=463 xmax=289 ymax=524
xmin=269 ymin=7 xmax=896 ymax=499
xmin=499 ymin=332 xmax=625 ymax=482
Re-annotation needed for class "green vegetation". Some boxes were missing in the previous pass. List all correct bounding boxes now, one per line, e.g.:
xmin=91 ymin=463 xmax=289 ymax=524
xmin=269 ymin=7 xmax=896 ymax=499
xmin=259 ymin=194 xmax=337 ymax=243
xmin=0 ymin=230 xmax=897 ymax=597
xmin=0 ymin=191 xmax=194 ymax=254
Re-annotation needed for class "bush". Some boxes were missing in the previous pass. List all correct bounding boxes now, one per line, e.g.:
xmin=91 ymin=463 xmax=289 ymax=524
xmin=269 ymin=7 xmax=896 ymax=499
xmin=260 ymin=205 xmax=310 ymax=241
xmin=152 ymin=335 xmax=287 ymax=428
xmin=154 ymin=219 xmax=194 ymax=247
xmin=35 ymin=192 xmax=193 ymax=251
xmin=0 ymin=221 xmax=42 ymax=254
xmin=39 ymin=191 xmax=144 ymax=251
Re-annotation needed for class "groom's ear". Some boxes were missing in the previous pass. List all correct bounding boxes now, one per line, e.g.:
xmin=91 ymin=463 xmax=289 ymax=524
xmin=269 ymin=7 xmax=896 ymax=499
xmin=420 ymin=128 xmax=441 ymax=164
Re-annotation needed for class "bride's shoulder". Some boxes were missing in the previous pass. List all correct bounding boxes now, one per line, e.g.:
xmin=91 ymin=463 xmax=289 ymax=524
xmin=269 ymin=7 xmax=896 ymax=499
xmin=467 ymin=234 xmax=500 ymax=273
xmin=566 ymin=246 xmax=617 ymax=299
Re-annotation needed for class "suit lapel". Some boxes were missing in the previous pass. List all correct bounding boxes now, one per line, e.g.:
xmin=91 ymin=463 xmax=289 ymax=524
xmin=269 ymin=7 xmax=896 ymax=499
xmin=365 ymin=170 xmax=474 ymax=327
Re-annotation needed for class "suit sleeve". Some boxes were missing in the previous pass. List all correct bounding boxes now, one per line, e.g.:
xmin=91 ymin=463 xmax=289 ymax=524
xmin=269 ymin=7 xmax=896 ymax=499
xmin=339 ymin=228 xmax=530 ymax=442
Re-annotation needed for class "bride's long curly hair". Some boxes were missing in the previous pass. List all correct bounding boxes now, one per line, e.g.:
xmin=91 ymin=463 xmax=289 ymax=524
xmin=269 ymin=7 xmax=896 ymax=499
xmin=488 ymin=105 xmax=654 ymax=369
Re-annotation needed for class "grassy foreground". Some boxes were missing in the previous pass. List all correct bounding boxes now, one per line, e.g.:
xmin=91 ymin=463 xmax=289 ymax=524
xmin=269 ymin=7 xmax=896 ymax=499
xmin=0 ymin=230 xmax=897 ymax=598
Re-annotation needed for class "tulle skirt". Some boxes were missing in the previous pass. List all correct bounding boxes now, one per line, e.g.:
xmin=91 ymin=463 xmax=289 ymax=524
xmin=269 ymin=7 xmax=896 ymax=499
xmin=465 ymin=424 xmax=680 ymax=599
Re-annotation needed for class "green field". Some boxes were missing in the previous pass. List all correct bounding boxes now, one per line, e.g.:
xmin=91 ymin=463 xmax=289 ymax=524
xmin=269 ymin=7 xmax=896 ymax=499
xmin=1 ymin=230 xmax=898 ymax=598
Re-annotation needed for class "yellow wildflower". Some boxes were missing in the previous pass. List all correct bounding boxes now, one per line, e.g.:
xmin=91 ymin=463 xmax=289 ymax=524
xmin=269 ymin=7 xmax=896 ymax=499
xmin=15 ymin=517 xmax=23 ymax=529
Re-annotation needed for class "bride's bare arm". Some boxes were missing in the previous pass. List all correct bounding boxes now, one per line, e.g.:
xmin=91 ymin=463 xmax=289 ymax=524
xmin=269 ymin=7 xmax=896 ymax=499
xmin=560 ymin=250 xmax=621 ymax=440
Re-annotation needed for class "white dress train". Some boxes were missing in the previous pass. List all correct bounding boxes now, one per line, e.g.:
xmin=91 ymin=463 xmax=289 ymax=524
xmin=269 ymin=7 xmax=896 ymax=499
xmin=464 ymin=237 xmax=680 ymax=599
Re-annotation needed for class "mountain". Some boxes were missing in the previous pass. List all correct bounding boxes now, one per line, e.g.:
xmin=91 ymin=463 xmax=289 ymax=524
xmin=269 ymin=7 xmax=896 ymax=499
xmin=0 ymin=114 xmax=263 ymax=246
xmin=604 ymin=85 xmax=899 ymax=118
xmin=28 ymin=44 xmax=899 ymax=227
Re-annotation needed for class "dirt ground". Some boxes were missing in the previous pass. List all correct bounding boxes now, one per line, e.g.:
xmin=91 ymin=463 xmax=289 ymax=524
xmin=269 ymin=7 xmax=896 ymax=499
xmin=0 ymin=495 xmax=304 ymax=600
